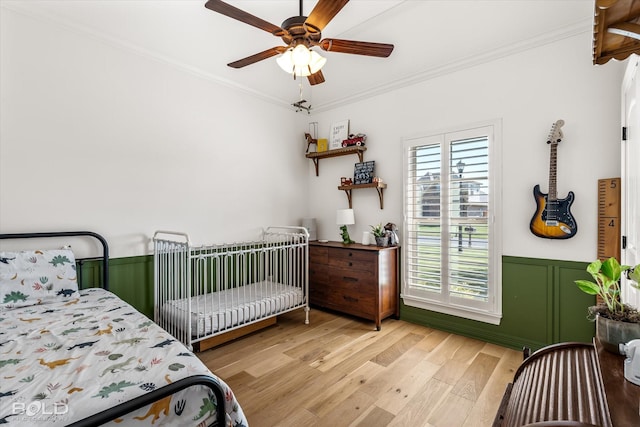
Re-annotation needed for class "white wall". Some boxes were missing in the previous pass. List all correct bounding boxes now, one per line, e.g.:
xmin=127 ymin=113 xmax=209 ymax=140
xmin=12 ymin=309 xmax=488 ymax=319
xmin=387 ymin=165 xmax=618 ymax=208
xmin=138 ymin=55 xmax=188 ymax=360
xmin=305 ymin=32 xmax=626 ymax=262
xmin=0 ymin=7 xmax=308 ymax=257
xmin=0 ymin=7 xmax=627 ymax=264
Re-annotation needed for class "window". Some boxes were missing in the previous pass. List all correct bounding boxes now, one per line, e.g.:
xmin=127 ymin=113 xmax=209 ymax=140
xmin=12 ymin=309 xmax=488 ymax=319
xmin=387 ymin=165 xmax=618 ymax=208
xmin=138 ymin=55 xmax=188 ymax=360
xmin=402 ymin=121 xmax=502 ymax=324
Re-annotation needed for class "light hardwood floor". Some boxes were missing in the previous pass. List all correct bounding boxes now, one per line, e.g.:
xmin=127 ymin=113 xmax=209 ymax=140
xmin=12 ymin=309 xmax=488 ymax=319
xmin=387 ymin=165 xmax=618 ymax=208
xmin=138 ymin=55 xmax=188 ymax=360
xmin=197 ymin=309 xmax=523 ymax=427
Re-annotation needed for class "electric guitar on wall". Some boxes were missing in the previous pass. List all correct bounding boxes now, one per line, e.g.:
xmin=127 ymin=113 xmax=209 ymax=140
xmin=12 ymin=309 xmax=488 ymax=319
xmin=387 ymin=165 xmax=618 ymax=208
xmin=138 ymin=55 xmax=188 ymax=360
xmin=530 ymin=119 xmax=578 ymax=239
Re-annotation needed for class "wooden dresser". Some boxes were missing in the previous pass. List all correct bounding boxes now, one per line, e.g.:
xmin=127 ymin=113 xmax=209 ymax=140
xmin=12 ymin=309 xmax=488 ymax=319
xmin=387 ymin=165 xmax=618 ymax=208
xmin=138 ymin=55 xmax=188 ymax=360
xmin=308 ymin=241 xmax=399 ymax=330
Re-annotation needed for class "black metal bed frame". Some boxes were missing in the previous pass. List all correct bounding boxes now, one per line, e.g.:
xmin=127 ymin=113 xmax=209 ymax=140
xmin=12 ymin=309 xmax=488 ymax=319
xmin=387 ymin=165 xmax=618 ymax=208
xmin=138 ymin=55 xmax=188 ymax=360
xmin=0 ymin=231 xmax=227 ymax=427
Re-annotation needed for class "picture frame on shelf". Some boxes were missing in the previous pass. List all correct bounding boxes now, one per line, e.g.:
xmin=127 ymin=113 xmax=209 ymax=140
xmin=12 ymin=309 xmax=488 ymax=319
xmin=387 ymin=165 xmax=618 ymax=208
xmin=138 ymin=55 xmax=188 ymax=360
xmin=354 ymin=161 xmax=375 ymax=184
xmin=330 ymin=119 xmax=349 ymax=150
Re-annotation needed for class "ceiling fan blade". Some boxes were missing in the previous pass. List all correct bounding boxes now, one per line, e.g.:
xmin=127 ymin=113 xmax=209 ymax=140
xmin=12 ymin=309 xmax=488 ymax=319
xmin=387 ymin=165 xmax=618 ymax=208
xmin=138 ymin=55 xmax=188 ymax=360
xmin=320 ymin=38 xmax=394 ymax=57
xmin=205 ymin=0 xmax=286 ymax=36
xmin=305 ymin=0 xmax=349 ymax=32
xmin=228 ymin=47 xmax=287 ymax=68
xmin=308 ymin=70 xmax=325 ymax=85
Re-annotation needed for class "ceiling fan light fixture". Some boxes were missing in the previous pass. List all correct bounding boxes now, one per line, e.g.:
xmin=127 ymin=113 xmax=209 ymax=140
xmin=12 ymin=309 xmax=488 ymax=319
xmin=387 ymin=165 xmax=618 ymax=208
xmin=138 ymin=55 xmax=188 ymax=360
xmin=277 ymin=46 xmax=326 ymax=77
xmin=291 ymin=44 xmax=311 ymax=66
xmin=295 ymin=66 xmax=312 ymax=77
xmin=205 ymin=0 xmax=395 ymax=85
xmin=308 ymin=50 xmax=327 ymax=74
xmin=276 ymin=49 xmax=294 ymax=73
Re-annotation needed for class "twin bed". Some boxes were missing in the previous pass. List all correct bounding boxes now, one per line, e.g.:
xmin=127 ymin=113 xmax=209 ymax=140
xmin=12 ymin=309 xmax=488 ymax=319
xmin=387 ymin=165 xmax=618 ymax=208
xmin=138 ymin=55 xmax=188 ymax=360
xmin=0 ymin=231 xmax=262 ymax=426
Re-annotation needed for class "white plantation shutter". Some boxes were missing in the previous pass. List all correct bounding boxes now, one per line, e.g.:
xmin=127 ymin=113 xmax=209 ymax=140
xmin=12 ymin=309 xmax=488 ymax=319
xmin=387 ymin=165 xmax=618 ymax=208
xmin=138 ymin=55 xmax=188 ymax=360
xmin=402 ymin=122 xmax=502 ymax=324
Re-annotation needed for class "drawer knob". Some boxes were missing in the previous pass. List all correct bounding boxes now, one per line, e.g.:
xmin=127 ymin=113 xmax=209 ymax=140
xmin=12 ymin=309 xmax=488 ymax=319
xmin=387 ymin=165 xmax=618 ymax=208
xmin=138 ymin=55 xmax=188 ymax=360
xmin=348 ymin=252 xmax=353 ymax=257
xmin=348 ymin=262 xmax=353 ymax=266
xmin=343 ymin=276 xmax=358 ymax=282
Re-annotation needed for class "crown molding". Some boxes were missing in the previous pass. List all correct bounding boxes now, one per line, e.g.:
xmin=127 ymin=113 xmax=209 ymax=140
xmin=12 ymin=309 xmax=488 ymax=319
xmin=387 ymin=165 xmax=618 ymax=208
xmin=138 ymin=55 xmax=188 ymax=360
xmin=311 ymin=19 xmax=592 ymax=113
xmin=2 ymin=2 xmax=591 ymax=114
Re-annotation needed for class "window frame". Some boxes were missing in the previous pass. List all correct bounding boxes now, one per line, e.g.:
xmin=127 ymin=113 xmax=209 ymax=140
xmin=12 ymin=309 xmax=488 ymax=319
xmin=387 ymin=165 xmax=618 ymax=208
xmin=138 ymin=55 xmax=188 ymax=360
xmin=401 ymin=120 xmax=502 ymax=325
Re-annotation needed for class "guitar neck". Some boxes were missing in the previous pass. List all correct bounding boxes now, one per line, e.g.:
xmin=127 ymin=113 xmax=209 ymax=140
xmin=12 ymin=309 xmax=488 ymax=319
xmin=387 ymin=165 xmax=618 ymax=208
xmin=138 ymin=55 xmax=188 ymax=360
xmin=548 ymin=143 xmax=557 ymax=201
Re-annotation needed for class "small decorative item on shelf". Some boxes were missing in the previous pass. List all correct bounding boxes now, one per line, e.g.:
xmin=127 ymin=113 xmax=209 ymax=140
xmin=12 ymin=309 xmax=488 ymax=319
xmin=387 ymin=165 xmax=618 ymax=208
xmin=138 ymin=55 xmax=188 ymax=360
xmin=354 ymin=161 xmax=375 ymax=184
xmin=340 ymin=177 xmax=353 ymax=186
xmin=305 ymin=133 xmax=317 ymax=153
xmin=370 ymin=223 xmax=389 ymax=247
xmin=317 ymin=138 xmax=328 ymax=152
xmin=373 ymin=176 xmax=383 ymax=184
xmin=342 ymin=133 xmax=367 ymax=147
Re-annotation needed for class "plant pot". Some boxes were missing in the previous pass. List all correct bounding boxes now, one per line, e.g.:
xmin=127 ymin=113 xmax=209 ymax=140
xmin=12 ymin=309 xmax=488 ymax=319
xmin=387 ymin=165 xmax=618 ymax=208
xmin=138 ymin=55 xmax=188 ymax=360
xmin=596 ymin=314 xmax=640 ymax=354
xmin=375 ymin=236 xmax=389 ymax=247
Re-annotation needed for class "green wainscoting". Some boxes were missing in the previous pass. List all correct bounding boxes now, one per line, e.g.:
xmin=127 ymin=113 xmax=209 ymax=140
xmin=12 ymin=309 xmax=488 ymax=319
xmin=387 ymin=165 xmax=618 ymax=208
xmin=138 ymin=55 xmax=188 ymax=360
xmin=80 ymin=255 xmax=154 ymax=319
xmin=400 ymin=256 xmax=596 ymax=352
xmin=88 ymin=254 xmax=595 ymax=350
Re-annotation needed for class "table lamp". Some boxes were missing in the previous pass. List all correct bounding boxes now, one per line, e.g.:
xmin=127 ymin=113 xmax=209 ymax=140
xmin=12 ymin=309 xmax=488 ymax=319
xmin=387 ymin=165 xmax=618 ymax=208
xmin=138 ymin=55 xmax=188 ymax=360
xmin=336 ymin=208 xmax=355 ymax=244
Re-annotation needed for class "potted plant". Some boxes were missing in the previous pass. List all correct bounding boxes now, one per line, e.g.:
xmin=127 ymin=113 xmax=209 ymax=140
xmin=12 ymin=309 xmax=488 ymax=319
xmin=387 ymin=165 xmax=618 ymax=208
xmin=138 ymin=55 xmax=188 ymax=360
xmin=370 ymin=224 xmax=388 ymax=247
xmin=575 ymin=257 xmax=640 ymax=353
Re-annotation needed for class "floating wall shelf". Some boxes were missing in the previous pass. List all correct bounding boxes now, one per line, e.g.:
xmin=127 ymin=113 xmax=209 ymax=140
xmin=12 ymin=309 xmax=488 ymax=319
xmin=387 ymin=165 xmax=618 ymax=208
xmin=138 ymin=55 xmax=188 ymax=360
xmin=338 ymin=181 xmax=387 ymax=209
xmin=305 ymin=146 xmax=366 ymax=176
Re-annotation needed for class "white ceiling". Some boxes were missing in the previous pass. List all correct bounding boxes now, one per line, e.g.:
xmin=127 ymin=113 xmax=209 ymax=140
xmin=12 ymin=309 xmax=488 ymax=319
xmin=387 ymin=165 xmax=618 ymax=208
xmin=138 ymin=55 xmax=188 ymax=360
xmin=2 ymin=0 xmax=594 ymax=112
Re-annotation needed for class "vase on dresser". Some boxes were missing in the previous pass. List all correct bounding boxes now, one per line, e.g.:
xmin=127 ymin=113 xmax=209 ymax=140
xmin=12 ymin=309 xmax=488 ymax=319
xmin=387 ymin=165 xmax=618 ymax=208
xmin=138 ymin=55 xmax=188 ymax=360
xmin=375 ymin=235 xmax=389 ymax=247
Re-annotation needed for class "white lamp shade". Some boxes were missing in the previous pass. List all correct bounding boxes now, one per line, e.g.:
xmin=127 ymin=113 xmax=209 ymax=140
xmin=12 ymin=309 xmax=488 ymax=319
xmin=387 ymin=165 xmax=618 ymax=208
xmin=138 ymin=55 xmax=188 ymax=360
xmin=291 ymin=44 xmax=311 ymax=66
xmin=294 ymin=66 xmax=312 ymax=77
xmin=276 ymin=50 xmax=294 ymax=73
xmin=336 ymin=209 xmax=355 ymax=225
xmin=308 ymin=50 xmax=327 ymax=74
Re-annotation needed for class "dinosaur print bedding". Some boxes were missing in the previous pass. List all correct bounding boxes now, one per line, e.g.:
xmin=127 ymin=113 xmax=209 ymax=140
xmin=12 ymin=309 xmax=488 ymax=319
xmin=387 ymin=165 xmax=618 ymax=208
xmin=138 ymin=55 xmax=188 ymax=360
xmin=0 ymin=287 xmax=248 ymax=426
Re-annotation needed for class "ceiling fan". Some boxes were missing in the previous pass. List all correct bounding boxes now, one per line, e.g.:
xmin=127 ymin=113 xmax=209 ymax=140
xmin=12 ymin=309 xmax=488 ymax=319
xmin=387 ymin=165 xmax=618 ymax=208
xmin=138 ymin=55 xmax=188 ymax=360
xmin=204 ymin=0 xmax=394 ymax=85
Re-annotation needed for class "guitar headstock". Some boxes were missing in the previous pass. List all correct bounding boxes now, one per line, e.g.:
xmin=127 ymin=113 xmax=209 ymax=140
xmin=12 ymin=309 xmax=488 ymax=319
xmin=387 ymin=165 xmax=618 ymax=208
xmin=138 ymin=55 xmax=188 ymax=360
xmin=546 ymin=119 xmax=565 ymax=145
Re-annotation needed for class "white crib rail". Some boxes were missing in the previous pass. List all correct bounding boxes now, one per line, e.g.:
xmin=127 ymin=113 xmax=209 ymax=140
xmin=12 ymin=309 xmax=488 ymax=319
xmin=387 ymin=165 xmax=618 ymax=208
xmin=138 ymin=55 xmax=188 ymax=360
xmin=153 ymin=232 xmax=192 ymax=347
xmin=153 ymin=227 xmax=309 ymax=350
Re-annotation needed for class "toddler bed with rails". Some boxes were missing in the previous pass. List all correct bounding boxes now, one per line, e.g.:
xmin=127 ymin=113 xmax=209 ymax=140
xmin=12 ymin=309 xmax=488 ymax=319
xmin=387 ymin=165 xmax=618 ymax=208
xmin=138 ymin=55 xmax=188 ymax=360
xmin=0 ymin=231 xmax=248 ymax=427
xmin=153 ymin=226 xmax=309 ymax=352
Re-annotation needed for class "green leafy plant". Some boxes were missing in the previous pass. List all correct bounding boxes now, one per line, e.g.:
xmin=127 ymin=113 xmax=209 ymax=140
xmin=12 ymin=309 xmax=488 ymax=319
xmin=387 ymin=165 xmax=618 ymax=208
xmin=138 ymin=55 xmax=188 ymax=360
xmin=575 ymin=257 xmax=640 ymax=320
xmin=370 ymin=224 xmax=386 ymax=238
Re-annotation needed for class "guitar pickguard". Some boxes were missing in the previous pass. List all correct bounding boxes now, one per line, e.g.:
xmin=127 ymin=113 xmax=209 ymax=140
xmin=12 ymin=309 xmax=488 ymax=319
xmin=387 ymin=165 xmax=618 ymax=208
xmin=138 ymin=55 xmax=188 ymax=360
xmin=530 ymin=185 xmax=578 ymax=239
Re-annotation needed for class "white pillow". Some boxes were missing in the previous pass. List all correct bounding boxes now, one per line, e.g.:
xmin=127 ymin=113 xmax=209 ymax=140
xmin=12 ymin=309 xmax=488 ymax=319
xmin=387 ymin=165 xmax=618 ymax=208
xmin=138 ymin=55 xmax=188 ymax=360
xmin=0 ymin=249 xmax=79 ymax=310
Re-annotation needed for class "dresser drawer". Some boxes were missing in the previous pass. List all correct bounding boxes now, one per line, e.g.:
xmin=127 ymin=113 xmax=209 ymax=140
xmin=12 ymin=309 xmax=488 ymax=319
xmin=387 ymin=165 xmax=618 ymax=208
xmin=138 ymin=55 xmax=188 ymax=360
xmin=329 ymin=268 xmax=376 ymax=291
xmin=311 ymin=279 xmax=376 ymax=317
xmin=328 ymin=248 xmax=376 ymax=271
xmin=310 ymin=246 xmax=328 ymax=265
